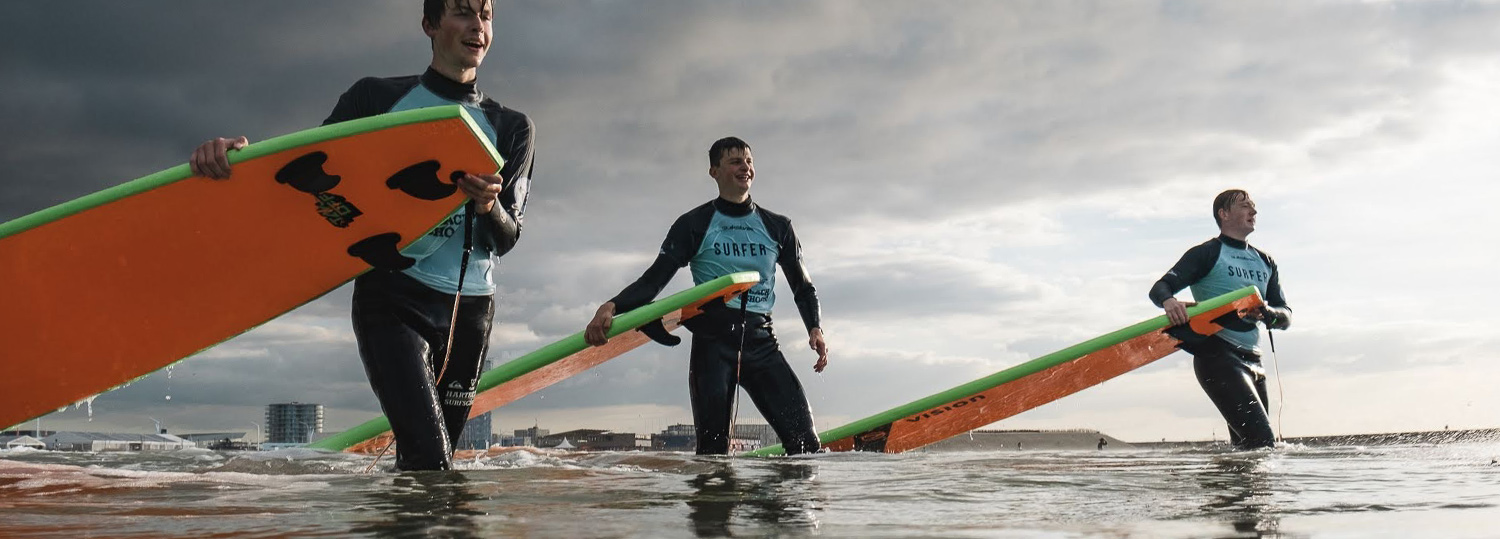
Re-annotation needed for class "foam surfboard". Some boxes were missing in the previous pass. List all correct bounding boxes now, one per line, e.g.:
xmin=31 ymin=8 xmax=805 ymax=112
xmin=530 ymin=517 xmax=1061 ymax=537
xmin=0 ymin=106 xmax=503 ymax=429
xmin=745 ymin=286 xmax=1266 ymax=456
xmin=309 ymin=271 xmax=761 ymax=453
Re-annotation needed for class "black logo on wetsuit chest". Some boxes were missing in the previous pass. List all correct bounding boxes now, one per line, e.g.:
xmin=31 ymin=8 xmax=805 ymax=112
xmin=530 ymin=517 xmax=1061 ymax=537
xmin=712 ymin=242 xmax=770 ymax=257
xmin=1224 ymin=265 xmax=1268 ymax=282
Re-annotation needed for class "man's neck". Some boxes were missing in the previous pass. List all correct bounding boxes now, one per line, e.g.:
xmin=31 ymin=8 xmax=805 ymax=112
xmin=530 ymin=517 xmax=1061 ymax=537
xmin=718 ymin=190 xmax=750 ymax=204
xmin=1220 ymin=229 xmax=1249 ymax=242
xmin=429 ymin=61 xmax=478 ymax=84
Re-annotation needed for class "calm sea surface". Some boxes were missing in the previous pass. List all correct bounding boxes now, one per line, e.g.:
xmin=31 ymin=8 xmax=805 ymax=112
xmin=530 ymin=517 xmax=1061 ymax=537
xmin=2 ymin=440 xmax=1498 ymax=538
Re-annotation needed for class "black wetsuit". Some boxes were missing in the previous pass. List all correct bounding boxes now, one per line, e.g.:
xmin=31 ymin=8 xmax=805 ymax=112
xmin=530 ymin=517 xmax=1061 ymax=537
xmin=329 ymin=68 xmax=536 ymax=470
xmin=1149 ymin=235 xmax=1292 ymax=449
xmin=610 ymin=197 xmax=823 ymax=455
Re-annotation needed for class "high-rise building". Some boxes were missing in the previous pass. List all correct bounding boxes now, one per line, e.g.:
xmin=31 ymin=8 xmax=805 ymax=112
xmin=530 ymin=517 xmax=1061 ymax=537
xmin=265 ymin=402 xmax=323 ymax=444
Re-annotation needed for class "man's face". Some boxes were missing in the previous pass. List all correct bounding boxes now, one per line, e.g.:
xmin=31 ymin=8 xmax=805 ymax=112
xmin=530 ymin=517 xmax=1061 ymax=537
xmin=710 ymin=148 xmax=755 ymax=193
xmin=427 ymin=0 xmax=493 ymax=72
xmin=1218 ymin=194 xmax=1257 ymax=236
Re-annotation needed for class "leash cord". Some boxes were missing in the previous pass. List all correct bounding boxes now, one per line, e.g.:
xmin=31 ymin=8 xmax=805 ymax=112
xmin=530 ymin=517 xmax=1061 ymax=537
xmin=366 ymin=200 xmax=476 ymax=473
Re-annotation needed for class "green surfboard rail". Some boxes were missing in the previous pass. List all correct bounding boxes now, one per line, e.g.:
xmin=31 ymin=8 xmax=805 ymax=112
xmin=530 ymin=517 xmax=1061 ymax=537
xmin=0 ymin=105 xmax=503 ymax=431
xmin=0 ymin=105 xmax=498 ymax=239
xmin=309 ymin=271 xmax=762 ymax=452
xmin=744 ymin=285 xmax=1260 ymax=457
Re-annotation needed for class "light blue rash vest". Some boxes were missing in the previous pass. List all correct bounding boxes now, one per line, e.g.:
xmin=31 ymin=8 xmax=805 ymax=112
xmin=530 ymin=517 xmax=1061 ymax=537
xmin=389 ymin=87 xmax=500 ymax=295
xmin=1187 ymin=241 xmax=1274 ymax=352
xmin=690 ymin=210 xmax=779 ymax=313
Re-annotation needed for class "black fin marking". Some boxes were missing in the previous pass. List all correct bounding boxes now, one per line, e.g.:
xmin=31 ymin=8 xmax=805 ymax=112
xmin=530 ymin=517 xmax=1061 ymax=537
xmin=347 ymin=233 xmax=415 ymax=270
xmin=1166 ymin=309 xmax=1258 ymax=349
xmin=275 ymin=152 xmax=341 ymax=193
xmin=385 ymin=160 xmax=457 ymax=201
xmin=638 ymin=318 xmax=682 ymax=347
xmin=851 ymin=423 xmax=893 ymax=452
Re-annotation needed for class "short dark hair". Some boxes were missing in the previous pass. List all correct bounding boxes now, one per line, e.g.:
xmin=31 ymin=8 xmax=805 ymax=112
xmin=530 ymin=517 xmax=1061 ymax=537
xmin=423 ymin=0 xmax=489 ymax=28
xmin=423 ymin=0 xmax=446 ymax=28
xmin=709 ymin=137 xmax=751 ymax=167
xmin=1212 ymin=189 xmax=1249 ymax=227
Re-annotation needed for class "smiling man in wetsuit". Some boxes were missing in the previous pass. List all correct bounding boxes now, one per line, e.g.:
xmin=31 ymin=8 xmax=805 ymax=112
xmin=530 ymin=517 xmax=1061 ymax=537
xmin=583 ymin=137 xmax=828 ymax=455
xmin=1148 ymin=189 xmax=1292 ymax=450
xmin=189 ymin=0 xmax=535 ymax=471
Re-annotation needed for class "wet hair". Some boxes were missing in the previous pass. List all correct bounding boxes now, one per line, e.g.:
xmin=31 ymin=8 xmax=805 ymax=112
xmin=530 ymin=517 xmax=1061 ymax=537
xmin=709 ymin=137 xmax=752 ymax=167
xmin=1212 ymin=189 xmax=1249 ymax=227
xmin=423 ymin=0 xmax=446 ymax=28
xmin=423 ymin=0 xmax=489 ymax=29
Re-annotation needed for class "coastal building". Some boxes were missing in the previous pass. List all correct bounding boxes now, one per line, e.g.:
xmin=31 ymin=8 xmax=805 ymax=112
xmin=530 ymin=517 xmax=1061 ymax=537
xmin=506 ymin=426 xmax=549 ymax=447
xmin=731 ymin=423 xmax=780 ymax=448
xmin=0 ymin=435 xmax=45 ymax=450
xmin=176 ymin=432 xmax=254 ymax=450
xmin=652 ymin=424 xmax=696 ymax=451
xmin=538 ymin=429 xmax=647 ymax=451
xmin=29 ymin=431 xmax=194 ymax=452
xmin=266 ymin=402 xmax=323 ymax=444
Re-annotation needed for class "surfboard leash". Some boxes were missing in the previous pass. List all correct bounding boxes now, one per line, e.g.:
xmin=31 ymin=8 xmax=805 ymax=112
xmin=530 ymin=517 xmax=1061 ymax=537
xmin=367 ymin=200 xmax=477 ymax=473
xmin=726 ymin=295 xmax=750 ymax=451
xmin=1268 ymin=329 xmax=1285 ymax=443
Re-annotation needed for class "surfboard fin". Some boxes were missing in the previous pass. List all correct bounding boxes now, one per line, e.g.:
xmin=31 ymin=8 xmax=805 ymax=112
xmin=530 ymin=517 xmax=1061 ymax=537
xmin=347 ymin=233 xmax=416 ymax=270
xmin=385 ymin=161 xmax=459 ymax=200
xmin=638 ymin=318 xmax=681 ymax=347
xmin=275 ymin=151 xmax=342 ymax=193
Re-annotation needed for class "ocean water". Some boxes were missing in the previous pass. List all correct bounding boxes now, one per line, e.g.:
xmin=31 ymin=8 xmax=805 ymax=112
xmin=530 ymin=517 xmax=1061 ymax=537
xmin=2 ymin=441 xmax=1498 ymax=538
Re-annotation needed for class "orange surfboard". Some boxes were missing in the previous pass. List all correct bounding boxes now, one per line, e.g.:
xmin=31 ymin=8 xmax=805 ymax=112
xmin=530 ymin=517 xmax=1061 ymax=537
xmin=310 ymin=271 xmax=761 ymax=453
xmin=0 ymin=106 xmax=503 ymax=429
xmin=747 ymin=286 xmax=1266 ymax=456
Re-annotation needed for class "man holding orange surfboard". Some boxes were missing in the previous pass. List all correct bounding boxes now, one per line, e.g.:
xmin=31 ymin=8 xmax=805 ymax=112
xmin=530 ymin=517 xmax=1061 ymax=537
xmin=1148 ymin=189 xmax=1292 ymax=449
xmin=584 ymin=137 xmax=828 ymax=456
xmin=191 ymin=0 xmax=534 ymax=471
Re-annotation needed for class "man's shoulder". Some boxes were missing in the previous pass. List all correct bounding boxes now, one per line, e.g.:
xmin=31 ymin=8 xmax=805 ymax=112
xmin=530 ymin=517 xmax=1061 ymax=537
xmin=347 ymin=74 xmax=422 ymax=93
xmin=753 ymin=204 xmax=792 ymax=223
xmin=1246 ymin=243 xmax=1278 ymax=267
xmin=477 ymin=98 xmax=534 ymax=130
xmin=677 ymin=200 xmax=718 ymax=221
xmin=1188 ymin=236 xmax=1222 ymax=253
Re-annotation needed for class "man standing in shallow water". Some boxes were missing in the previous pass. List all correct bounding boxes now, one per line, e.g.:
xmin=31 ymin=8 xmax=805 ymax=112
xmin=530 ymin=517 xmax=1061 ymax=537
xmin=190 ymin=0 xmax=536 ymax=471
xmin=584 ymin=137 xmax=828 ymax=455
xmin=1147 ymin=189 xmax=1292 ymax=449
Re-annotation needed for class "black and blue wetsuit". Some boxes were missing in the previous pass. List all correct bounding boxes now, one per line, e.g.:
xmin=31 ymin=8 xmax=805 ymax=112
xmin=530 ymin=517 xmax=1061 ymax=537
xmin=327 ymin=68 xmax=535 ymax=470
xmin=1149 ymin=235 xmax=1292 ymax=449
xmin=610 ymin=197 xmax=823 ymax=455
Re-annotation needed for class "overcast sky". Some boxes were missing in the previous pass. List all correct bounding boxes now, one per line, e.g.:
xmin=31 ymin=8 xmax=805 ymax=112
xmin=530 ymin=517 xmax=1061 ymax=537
xmin=4 ymin=1 xmax=1498 ymax=444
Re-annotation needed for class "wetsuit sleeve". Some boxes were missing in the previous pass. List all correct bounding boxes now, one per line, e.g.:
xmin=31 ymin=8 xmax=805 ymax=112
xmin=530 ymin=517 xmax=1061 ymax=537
xmin=607 ymin=214 xmax=699 ymax=312
xmin=777 ymin=219 xmax=822 ymax=332
xmin=1259 ymin=251 xmax=1292 ymax=330
xmin=322 ymin=78 xmax=381 ymax=126
xmin=1148 ymin=240 xmax=1219 ymax=307
xmin=479 ymin=110 xmax=535 ymax=257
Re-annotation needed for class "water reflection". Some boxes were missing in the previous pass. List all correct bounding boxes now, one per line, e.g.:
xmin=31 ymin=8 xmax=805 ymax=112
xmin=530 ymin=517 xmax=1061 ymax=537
xmin=352 ymin=470 xmax=485 ymax=538
xmin=1193 ymin=453 xmax=1290 ymax=538
xmin=686 ymin=460 xmax=822 ymax=537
